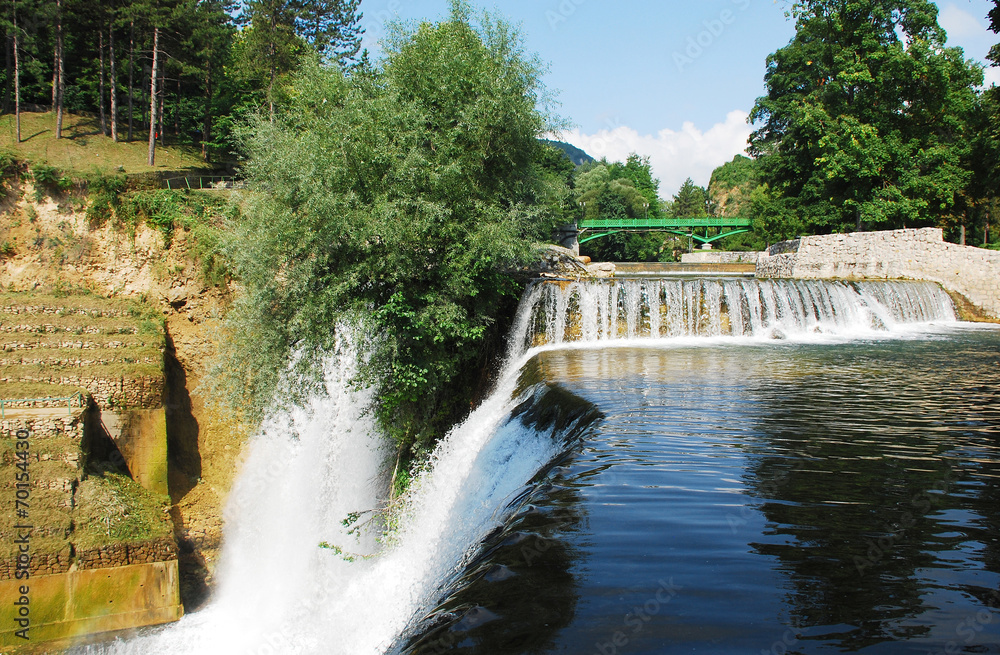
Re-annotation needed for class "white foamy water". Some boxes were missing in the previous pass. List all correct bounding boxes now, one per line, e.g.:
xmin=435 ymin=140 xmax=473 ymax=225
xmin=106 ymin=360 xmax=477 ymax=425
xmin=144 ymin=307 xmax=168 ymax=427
xmin=80 ymin=331 xmax=563 ymax=655
xmin=512 ymin=278 xmax=956 ymax=351
xmin=77 ymin=278 xmax=958 ymax=655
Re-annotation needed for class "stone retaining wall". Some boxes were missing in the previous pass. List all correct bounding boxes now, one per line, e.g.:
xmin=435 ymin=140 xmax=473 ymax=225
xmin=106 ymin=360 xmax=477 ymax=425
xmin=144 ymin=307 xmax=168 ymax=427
xmin=681 ymin=251 xmax=762 ymax=264
xmin=756 ymin=228 xmax=1000 ymax=318
xmin=0 ymin=414 xmax=85 ymax=442
xmin=0 ymin=550 xmax=73 ymax=580
xmin=0 ymin=541 xmax=177 ymax=580
xmin=75 ymin=536 xmax=178 ymax=570
xmin=3 ymin=340 xmax=151 ymax=351
xmin=0 ymin=324 xmax=139 ymax=335
xmin=1 ymin=305 xmax=138 ymax=318
xmin=2 ymin=374 xmax=164 ymax=409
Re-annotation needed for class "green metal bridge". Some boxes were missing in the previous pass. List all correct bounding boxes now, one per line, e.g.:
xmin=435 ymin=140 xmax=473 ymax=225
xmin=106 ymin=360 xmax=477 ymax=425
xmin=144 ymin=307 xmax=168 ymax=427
xmin=578 ymin=216 xmax=752 ymax=246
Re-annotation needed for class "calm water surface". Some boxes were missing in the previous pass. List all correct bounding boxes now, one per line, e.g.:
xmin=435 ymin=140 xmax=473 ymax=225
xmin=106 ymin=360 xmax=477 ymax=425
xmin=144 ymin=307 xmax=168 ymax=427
xmin=404 ymin=326 xmax=1000 ymax=654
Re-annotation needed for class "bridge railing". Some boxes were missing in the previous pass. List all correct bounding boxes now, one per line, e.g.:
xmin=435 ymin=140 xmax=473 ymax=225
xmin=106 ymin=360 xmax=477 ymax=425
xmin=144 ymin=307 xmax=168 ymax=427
xmin=163 ymin=175 xmax=244 ymax=191
xmin=579 ymin=217 xmax=752 ymax=230
xmin=0 ymin=391 xmax=87 ymax=418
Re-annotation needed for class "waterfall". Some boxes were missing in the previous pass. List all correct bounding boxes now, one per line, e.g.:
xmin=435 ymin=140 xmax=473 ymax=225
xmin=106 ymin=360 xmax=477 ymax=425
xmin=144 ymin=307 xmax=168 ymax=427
xmin=510 ymin=278 xmax=956 ymax=353
xmin=78 ymin=277 xmax=956 ymax=655
xmin=81 ymin=329 xmax=595 ymax=655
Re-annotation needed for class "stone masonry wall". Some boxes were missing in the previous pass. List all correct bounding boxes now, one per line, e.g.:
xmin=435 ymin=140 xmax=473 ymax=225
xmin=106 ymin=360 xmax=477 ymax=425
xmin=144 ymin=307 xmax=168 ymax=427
xmin=681 ymin=251 xmax=762 ymax=265
xmin=0 ymin=373 xmax=164 ymax=409
xmin=756 ymin=228 xmax=1000 ymax=318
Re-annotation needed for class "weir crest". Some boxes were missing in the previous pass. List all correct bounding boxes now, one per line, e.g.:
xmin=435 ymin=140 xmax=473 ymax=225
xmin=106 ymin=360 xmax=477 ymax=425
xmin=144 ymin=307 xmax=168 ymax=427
xmin=511 ymin=278 xmax=956 ymax=353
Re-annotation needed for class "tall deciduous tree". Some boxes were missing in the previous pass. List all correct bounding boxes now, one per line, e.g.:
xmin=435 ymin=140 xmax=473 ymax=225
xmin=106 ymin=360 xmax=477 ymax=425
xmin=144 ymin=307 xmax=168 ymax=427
xmin=218 ymin=0 xmax=558 ymax=453
xmin=749 ymin=0 xmax=981 ymax=238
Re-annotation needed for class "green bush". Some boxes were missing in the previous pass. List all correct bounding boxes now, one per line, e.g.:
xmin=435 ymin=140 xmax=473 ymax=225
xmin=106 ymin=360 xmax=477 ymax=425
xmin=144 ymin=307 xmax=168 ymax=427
xmin=31 ymin=164 xmax=73 ymax=195
xmin=216 ymin=1 xmax=558 ymax=456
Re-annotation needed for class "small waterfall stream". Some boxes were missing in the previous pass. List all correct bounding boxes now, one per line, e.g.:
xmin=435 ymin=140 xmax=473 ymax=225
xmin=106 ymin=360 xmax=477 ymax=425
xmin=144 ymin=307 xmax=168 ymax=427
xmin=511 ymin=278 xmax=955 ymax=352
xmin=83 ymin=277 xmax=959 ymax=655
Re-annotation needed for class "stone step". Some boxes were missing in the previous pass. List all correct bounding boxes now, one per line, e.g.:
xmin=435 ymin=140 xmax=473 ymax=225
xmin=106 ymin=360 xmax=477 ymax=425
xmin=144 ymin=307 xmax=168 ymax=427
xmin=1 ymin=339 xmax=156 ymax=351
xmin=0 ymin=305 xmax=138 ymax=318
xmin=0 ymin=324 xmax=140 ymax=335
xmin=0 ymin=355 xmax=161 ymax=367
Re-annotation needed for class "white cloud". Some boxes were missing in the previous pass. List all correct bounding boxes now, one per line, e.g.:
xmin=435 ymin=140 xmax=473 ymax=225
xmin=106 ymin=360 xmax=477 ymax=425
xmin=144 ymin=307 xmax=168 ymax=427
xmin=938 ymin=4 xmax=987 ymax=40
xmin=984 ymin=66 xmax=1000 ymax=88
xmin=554 ymin=110 xmax=753 ymax=197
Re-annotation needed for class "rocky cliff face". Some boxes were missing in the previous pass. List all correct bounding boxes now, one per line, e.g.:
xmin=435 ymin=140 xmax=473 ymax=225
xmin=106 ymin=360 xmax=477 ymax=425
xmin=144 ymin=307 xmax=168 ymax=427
xmin=0 ymin=179 xmax=248 ymax=609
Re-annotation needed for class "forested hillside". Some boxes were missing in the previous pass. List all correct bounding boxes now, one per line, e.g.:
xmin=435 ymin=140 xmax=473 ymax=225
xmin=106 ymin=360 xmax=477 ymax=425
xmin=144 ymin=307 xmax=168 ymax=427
xmin=0 ymin=0 xmax=363 ymax=165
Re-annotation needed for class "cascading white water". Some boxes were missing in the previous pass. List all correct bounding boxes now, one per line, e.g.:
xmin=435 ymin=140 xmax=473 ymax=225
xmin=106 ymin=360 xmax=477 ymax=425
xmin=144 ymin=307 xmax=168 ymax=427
xmin=79 ymin=277 xmax=957 ymax=655
xmin=80 ymin=329 xmax=583 ymax=655
xmin=511 ymin=278 xmax=956 ymax=352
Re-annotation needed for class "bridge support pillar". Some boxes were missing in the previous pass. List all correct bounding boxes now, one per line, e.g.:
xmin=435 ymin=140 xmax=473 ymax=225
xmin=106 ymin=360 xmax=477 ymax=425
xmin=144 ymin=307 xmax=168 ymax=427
xmin=555 ymin=222 xmax=580 ymax=256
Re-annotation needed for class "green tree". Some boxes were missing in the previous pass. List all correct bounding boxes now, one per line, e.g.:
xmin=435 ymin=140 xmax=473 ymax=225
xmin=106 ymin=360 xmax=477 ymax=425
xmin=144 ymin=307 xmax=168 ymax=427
xmin=749 ymin=0 xmax=982 ymax=238
xmin=671 ymin=177 xmax=708 ymax=217
xmin=292 ymin=0 xmax=364 ymax=67
xmin=575 ymin=159 xmax=666 ymax=261
xmin=217 ymin=0 xmax=558 ymax=457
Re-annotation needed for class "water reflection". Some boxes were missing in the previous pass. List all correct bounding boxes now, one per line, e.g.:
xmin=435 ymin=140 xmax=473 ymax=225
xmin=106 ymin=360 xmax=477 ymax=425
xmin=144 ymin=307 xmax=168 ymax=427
xmin=404 ymin=328 xmax=1000 ymax=654
xmin=738 ymin=334 xmax=1000 ymax=651
xmin=400 ymin=458 xmax=586 ymax=655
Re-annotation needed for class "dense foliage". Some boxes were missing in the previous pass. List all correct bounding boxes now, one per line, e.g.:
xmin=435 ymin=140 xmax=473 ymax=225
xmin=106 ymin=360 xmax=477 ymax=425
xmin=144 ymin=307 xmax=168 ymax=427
xmin=216 ymin=2 xmax=558 ymax=456
xmin=576 ymin=155 xmax=669 ymax=262
xmin=0 ymin=0 xmax=363 ymax=161
xmin=748 ymin=0 xmax=983 ymax=241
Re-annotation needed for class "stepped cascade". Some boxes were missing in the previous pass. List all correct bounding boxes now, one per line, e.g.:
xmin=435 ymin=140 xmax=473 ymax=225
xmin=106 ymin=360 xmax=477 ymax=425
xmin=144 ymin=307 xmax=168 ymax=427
xmin=81 ymin=276 xmax=992 ymax=655
xmin=511 ymin=278 xmax=955 ymax=352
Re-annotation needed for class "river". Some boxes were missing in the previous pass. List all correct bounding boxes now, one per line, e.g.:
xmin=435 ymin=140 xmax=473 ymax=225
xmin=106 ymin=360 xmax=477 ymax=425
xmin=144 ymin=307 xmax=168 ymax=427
xmin=83 ymin=277 xmax=1000 ymax=655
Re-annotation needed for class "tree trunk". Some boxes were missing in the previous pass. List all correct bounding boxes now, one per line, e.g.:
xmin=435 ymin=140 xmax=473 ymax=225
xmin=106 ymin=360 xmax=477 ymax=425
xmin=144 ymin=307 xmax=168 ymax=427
xmin=55 ymin=0 xmax=63 ymax=139
xmin=268 ymin=14 xmax=276 ymax=121
xmin=51 ymin=44 xmax=57 ymax=108
xmin=960 ymin=224 xmax=966 ymax=246
xmin=201 ymin=59 xmax=212 ymax=161
xmin=5 ymin=31 xmax=12 ymax=113
xmin=13 ymin=0 xmax=20 ymax=143
xmin=157 ymin=64 xmax=164 ymax=146
xmin=174 ymin=77 xmax=180 ymax=139
xmin=147 ymin=26 xmax=159 ymax=166
xmin=127 ymin=21 xmax=134 ymax=141
xmin=99 ymin=31 xmax=107 ymax=136
xmin=109 ymin=26 xmax=117 ymax=142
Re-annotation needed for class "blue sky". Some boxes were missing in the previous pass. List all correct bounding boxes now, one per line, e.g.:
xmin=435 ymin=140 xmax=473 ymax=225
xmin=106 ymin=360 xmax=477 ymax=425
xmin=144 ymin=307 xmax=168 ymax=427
xmin=360 ymin=0 xmax=999 ymax=198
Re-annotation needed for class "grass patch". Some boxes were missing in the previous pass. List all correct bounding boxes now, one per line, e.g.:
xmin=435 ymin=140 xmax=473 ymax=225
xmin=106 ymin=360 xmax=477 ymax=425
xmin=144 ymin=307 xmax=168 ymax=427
xmin=0 ymin=291 xmax=162 ymax=319
xmin=0 ymin=382 xmax=87 ymax=400
xmin=0 ymin=345 xmax=162 ymax=366
xmin=73 ymin=471 xmax=172 ymax=550
xmin=0 ymin=112 xmax=210 ymax=176
xmin=0 ymin=361 xmax=163 ymax=380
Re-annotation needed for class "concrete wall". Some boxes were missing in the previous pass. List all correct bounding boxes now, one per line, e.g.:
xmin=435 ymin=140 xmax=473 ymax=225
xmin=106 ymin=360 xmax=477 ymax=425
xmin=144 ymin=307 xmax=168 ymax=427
xmin=0 ymin=560 xmax=182 ymax=647
xmin=756 ymin=228 xmax=1000 ymax=319
xmin=98 ymin=409 xmax=169 ymax=495
xmin=681 ymin=251 xmax=762 ymax=265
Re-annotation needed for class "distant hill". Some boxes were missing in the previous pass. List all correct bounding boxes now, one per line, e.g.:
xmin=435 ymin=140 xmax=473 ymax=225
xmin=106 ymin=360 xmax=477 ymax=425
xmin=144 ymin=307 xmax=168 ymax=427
xmin=543 ymin=139 xmax=595 ymax=166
